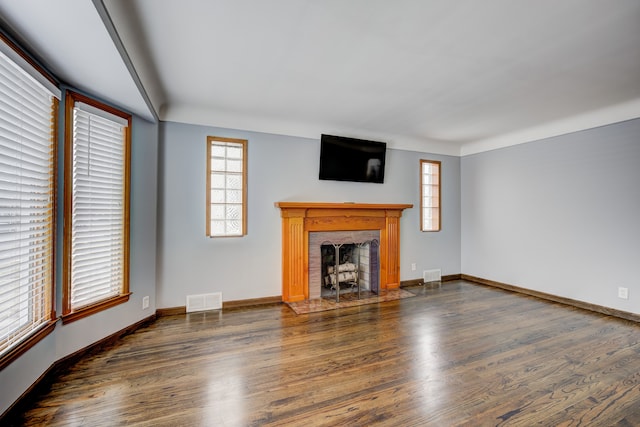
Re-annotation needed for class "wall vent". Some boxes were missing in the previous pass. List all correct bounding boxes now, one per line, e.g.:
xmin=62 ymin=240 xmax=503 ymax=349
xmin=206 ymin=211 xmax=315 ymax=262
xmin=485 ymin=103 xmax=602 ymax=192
xmin=423 ymin=269 xmax=442 ymax=283
xmin=186 ymin=292 xmax=222 ymax=313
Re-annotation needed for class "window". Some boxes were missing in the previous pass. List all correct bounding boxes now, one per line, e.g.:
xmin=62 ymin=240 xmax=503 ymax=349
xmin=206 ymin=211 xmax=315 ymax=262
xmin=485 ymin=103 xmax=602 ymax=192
xmin=0 ymin=36 xmax=58 ymax=367
xmin=63 ymin=91 xmax=131 ymax=323
xmin=206 ymin=136 xmax=247 ymax=237
xmin=420 ymin=159 xmax=441 ymax=232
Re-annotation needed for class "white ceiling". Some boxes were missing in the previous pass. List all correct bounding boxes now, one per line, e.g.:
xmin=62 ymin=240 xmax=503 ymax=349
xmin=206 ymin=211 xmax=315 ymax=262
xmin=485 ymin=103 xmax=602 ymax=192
xmin=0 ymin=0 xmax=154 ymax=121
xmin=1 ymin=0 xmax=639 ymax=155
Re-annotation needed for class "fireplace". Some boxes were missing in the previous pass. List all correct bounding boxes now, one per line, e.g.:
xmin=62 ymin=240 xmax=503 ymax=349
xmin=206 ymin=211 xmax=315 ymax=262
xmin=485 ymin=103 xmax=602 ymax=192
xmin=275 ymin=202 xmax=412 ymax=302
xmin=309 ymin=230 xmax=380 ymax=300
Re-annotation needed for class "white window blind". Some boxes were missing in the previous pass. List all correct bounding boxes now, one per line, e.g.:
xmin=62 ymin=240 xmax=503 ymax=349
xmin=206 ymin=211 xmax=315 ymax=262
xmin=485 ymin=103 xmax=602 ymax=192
xmin=69 ymin=102 xmax=127 ymax=310
xmin=0 ymin=47 xmax=56 ymax=359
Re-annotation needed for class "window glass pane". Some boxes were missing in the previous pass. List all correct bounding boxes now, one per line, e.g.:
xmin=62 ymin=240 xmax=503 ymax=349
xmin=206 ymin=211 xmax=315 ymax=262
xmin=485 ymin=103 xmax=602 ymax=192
xmin=210 ymin=173 xmax=225 ymax=188
xmin=0 ymin=41 xmax=56 ymax=360
xmin=211 ymin=220 xmax=225 ymax=235
xmin=226 ymin=174 xmax=242 ymax=189
xmin=210 ymin=204 xmax=225 ymax=220
xmin=211 ymin=189 xmax=225 ymax=203
xmin=211 ymin=158 xmax=226 ymax=171
xmin=420 ymin=160 xmax=441 ymax=232
xmin=65 ymin=92 xmax=130 ymax=318
xmin=226 ymin=220 xmax=241 ymax=235
xmin=206 ymin=137 xmax=247 ymax=237
xmin=227 ymin=159 xmax=242 ymax=173
xmin=226 ymin=204 xmax=242 ymax=220
xmin=211 ymin=145 xmax=226 ymax=157
xmin=226 ymin=190 xmax=242 ymax=204
xmin=226 ymin=146 xmax=243 ymax=159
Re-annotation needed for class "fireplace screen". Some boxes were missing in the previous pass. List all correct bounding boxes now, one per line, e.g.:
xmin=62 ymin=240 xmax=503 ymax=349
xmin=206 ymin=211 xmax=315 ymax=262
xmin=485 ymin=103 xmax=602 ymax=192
xmin=320 ymin=240 xmax=379 ymax=301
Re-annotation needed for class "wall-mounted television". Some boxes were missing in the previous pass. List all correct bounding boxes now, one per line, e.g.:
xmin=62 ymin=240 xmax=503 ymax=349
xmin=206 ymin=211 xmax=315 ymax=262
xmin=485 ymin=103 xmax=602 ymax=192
xmin=319 ymin=134 xmax=386 ymax=184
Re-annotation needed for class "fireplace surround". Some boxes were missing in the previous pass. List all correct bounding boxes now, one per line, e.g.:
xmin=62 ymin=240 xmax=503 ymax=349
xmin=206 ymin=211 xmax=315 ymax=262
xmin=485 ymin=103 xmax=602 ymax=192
xmin=275 ymin=202 xmax=412 ymax=302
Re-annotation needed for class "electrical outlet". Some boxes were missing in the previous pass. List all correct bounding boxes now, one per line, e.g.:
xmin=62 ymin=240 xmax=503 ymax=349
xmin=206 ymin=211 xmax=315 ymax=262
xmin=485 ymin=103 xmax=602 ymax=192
xmin=142 ymin=295 xmax=150 ymax=309
xmin=618 ymin=287 xmax=629 ymax=300
xmin=411 ymin=263 xmax=416 ymax=271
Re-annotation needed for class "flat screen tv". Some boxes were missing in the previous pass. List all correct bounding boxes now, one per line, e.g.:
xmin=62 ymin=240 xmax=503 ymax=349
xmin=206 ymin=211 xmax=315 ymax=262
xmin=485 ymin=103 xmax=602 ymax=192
xmin=319 ymin=134 xmax=386 ymax=184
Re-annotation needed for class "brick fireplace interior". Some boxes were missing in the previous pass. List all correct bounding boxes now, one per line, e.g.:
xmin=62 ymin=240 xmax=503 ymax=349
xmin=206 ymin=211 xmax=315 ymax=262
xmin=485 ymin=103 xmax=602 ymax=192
xmin=309 ymin=230 xmax=380 ymax=299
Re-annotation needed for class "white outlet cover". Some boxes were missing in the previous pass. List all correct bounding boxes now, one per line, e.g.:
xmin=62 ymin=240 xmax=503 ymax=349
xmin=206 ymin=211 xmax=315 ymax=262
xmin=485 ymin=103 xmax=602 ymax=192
xmin=618 ymin=287 xmax=629 ymax=299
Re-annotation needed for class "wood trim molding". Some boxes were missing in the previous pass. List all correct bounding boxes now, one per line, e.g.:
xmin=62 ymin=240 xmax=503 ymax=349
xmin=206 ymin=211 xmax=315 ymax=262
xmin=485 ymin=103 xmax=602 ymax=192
xmin=275 ymin=202 xmax=413 ymax=303
xmin=419 ymin=159 xmax=441 ymax=232
xmin=62 ymin=90 xmax=132 ymax=322
xmin=156 ymin=296 xmax=282 ymax=317
xmin=461 ymin=274 xmax=640 ymax=324
xmin=61 ymin=293 xmax=132 ymax=324
xmin=400 ymin=278 xmax=425 ymax=287
xmin=400 ymin=274 xmax=461 ymax=287
xmin=223 ymin=296 xmax=282 ymax=309
xmin=274 ymin=202 xmax=413 ymax=211
xmin=155 ymin=306 xmax=187 ymax=317
xmin=205 ymin=136 xmax=248 ymax=237
xmin=1 ymin=314 xmax=155 ymax=423
xmin=0 ymin=32 xmax=59 ymax=87
xmin=0 ymin=320 xmax=57 ymax=371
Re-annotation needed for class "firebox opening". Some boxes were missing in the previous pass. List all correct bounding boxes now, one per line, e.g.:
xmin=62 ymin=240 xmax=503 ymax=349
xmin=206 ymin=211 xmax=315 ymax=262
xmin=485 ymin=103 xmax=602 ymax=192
xmin=320 ymin=240 xmax=379 ymax=300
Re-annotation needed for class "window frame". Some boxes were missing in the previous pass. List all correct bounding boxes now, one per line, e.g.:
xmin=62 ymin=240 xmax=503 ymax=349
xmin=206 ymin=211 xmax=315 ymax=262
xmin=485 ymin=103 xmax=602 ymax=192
xmin=0 ymin=33 xmax=58 ymax=370
xmin=206 ymin=136 xmax=248 ymax=238
xmin=420 ymin=159 xmax=441 ymax=232
xmin=62 ymin=90 xmax=131 ymax=324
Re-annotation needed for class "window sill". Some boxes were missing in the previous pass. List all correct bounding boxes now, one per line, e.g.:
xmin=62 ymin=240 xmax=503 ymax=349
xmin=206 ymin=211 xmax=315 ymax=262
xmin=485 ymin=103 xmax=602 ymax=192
xmin=0 ymin=319 xmax=57 ymax=371
xmin=62 ymin=293 xmax=132 ymax=325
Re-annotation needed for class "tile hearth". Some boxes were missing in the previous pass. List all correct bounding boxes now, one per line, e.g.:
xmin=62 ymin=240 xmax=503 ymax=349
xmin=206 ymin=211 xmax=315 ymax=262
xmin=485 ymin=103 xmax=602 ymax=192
xmin=285 ymin=288 xmax=416 ymax=315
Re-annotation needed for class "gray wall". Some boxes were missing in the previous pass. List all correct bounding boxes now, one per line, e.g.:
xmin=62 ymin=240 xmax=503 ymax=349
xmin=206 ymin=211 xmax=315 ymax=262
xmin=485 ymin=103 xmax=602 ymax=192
xmin=0 ymin=115 xmax=159 ymax=415
xmin=461 ymin=118 xmax=640 ymax=314
xmin=4 ymin=113 xmax=638 ymax=416
xmin=157 ymin=121 xmax=461 ymax=308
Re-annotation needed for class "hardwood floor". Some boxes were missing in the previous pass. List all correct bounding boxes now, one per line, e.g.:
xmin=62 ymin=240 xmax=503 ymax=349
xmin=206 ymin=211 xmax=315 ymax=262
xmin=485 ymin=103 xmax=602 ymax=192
xmin=8 ymin=281 xmax=640 ymax=426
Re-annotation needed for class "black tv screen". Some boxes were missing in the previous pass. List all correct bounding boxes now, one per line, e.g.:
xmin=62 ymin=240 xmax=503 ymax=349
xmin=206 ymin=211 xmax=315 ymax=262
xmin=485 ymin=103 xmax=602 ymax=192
xmin=319 ymin=134 xmax=386 ymax=184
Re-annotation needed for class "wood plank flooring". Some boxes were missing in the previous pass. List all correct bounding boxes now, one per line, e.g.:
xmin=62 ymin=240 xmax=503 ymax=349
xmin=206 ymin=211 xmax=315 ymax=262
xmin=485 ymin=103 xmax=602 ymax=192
xmin=9 ymin=281 xmax=640 ymax=426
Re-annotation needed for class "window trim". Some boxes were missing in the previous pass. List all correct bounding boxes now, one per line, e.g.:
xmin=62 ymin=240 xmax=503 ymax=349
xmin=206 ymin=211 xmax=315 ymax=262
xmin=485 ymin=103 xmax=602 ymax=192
xmin=0 ymin=33 xmax=59 ymax=93
xmin=62 ymin=90 xmax=131 ymax=324
xmin=206 ymin=136 xmax=248 ymax=238
xmin=420 ymin=159 xmax=441 ymax=232
xmin=0 ymin=33 xmax=58 ymax=370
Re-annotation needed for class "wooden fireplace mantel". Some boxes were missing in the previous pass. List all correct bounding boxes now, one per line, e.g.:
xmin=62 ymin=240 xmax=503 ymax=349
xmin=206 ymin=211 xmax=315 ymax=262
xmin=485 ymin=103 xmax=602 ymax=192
xmin=275 ymin=202 xmax=413 ymax=302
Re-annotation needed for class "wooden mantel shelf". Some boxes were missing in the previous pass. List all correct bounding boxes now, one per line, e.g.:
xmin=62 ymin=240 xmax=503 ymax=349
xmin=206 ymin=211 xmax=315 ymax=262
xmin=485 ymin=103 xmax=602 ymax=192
xmin=275 ymin=202 xmax=414 ymax=210
xmin=275 ymin=202 xmax=413 ymax=302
